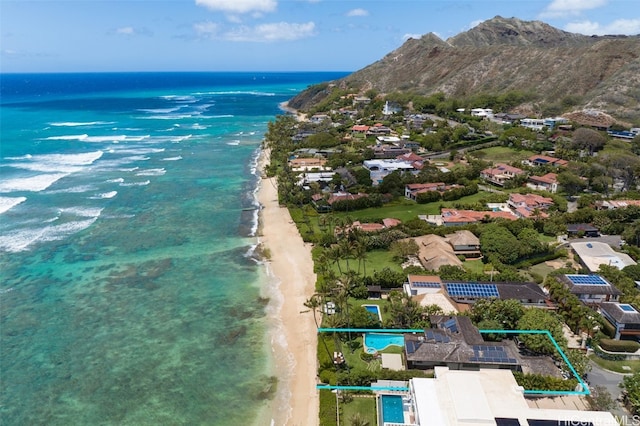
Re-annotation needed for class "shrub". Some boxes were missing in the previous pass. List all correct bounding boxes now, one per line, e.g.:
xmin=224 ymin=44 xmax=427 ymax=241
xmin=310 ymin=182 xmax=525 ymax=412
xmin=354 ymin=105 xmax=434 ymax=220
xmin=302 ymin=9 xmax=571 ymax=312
xmin=599 ymin=338 xmax=640 ymax=353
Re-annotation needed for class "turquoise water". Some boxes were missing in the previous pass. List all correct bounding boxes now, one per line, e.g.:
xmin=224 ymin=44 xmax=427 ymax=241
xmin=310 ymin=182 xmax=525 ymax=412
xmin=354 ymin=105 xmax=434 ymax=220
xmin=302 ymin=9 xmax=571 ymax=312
xmin=364 ymin=332 xmax=405 ymax=353
xmin=0 ymin=72 xmax=347 ymax=425
xmin=381 ymin=394 xmax=405 ymax=423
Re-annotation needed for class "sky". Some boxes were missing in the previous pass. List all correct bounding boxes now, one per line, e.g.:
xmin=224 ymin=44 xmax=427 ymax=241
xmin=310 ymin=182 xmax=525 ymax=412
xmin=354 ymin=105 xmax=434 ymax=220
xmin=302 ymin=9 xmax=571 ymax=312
xmin=1 ymin=0 xmax=639 ymax=73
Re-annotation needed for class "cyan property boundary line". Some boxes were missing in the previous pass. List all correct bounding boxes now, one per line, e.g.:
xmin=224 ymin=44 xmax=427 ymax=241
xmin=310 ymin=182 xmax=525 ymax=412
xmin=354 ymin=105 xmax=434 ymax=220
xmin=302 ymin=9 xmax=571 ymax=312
xmin=315 ymin=328 xmax=590 ymax=395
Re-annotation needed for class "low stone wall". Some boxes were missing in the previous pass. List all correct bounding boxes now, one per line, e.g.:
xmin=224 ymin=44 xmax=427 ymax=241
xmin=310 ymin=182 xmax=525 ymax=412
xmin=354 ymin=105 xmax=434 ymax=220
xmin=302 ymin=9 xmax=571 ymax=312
xmin=595 ymin=345 xmax=640 ymax=361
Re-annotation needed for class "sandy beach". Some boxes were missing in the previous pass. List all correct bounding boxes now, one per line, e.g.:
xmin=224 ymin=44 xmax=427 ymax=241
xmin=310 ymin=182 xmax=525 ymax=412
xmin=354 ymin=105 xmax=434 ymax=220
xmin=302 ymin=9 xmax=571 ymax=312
xmin=257 ymin=149 xmax=319 ymax=426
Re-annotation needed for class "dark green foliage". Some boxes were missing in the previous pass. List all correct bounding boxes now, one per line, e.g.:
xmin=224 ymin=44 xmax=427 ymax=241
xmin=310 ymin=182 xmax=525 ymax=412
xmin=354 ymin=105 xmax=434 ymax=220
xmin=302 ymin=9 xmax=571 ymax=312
xmin=362 ymin=267 xmax=406 ymax=289
xmin=331 ymin=194 xmax=383 ymax=212
xmin=622 ymin=372 xmax=640 ymax=414
xmin=512 ymin=372 xmax=578 ymax=392
xmin=416 ymin=190 xmax=441 ymax=204
xmin=468 ymin=299 xmax=525 ymax=330
xmin=516 ymin=309 xmax=567 ymax=354
xmin=599 ymin=338 xmax=640 ymax=353
xmin=350 ymin=306 xmax=382 ymax=329
xmin=319 ymin=390 xmax=338 ymax=426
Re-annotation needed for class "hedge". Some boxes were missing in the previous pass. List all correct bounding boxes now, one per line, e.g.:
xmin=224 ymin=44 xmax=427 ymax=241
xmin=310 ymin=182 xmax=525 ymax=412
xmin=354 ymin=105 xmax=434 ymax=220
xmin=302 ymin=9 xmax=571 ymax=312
xmin=599 ymin=338 xmax=640 ymax=353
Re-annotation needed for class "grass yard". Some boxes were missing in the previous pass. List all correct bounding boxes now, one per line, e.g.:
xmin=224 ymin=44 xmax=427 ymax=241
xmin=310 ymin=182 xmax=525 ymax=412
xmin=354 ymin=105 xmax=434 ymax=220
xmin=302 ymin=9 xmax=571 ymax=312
xmin=462 ymin=258 xmax=489 ymax=275
xmin=590 ymin=355 xmax=640 ymax=374
xmin=340 ymin=395 xmax=377 ymax=426
xmin=469 ymin=146 xmax=536 ymax=163
xmin=328 ymin=191 xmax=494 ymax=222
xmin=329 ymin=249 xmax=403 ymax=277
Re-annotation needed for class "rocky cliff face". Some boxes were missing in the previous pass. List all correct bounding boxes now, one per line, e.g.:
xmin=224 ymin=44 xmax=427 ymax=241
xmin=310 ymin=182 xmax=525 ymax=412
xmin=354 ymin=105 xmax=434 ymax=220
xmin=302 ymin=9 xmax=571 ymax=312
xmin=289 ymin=16 xmax=640 ymax=122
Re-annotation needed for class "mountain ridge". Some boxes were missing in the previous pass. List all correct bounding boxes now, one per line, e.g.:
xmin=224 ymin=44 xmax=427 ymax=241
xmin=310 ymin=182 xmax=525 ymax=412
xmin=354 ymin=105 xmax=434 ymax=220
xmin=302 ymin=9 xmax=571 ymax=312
xmin=289 ymin=16 xmax=640 ymax=123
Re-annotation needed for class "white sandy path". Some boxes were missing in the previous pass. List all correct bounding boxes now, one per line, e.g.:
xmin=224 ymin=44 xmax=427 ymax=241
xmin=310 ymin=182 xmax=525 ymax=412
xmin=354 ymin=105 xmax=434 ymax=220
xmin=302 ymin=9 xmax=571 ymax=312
xmin=258 ymin=163 xmax=319 ymax=425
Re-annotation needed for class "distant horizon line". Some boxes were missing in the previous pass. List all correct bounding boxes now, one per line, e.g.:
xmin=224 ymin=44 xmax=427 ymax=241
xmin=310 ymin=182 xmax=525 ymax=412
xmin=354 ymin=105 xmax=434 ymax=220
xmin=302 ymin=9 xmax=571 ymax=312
xmin=0 ymin=70 xmax=353 ymax=75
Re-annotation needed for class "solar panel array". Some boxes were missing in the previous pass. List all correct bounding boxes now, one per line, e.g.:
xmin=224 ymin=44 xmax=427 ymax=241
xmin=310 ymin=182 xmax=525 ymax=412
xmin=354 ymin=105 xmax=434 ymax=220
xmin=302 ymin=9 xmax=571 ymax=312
xmin=406 ymin=340 xmax=421 ymax=354
xmin=412 ymin=281 xmax=441 ymax=288
xmin=620 ymin=304 xmax=637 ymax=312
xmin=565 ymin=274 xmax=608 ymax=286
xmin=446 ymin=282 xmax=499 ymax=298
xmin=444 ymin=318 xmax=458 ymax=333
xmin=470 ymin=345 xmax=518 ymax=364
xmin=425 ymin=330 xmax=450 ymax=343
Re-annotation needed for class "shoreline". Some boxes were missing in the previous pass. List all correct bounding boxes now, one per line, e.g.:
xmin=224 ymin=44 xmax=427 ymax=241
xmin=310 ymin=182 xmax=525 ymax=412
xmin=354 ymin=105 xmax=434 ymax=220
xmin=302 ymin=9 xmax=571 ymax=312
xmin=256 ymin=147 xmax=319 ymax=426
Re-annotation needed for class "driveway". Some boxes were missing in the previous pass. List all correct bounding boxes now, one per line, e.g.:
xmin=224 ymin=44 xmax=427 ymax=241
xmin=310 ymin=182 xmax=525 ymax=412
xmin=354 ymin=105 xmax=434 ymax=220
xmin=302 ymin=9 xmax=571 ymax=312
xmin=588 ymin=360 xmax=630 ymax=418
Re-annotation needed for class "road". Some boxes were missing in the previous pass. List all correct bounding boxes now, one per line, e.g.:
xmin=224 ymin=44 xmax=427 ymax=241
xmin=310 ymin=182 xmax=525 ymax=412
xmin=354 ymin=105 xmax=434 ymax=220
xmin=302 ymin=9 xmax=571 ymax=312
xmin=588 ymin=360 xmax=630 ymax=419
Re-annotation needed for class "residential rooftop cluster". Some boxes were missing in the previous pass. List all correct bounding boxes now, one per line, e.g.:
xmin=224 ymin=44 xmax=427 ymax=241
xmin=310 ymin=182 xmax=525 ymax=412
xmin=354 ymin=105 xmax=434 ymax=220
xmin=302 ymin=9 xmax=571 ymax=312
xmin=263 ymin=89 xmax=640 ymax=425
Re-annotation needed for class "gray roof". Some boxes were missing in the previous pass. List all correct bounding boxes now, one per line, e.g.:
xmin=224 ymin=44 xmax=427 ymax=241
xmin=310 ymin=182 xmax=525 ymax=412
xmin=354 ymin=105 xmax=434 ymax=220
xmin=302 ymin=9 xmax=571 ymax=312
xmin=404 ymin=316 xmax=520 ymax=366
xmin=495 ymin=282 xmax=547 ymax=301
xmin=560 ymin=275 xmax=622 ymax=296
xmin=600 ymin=302 xmax=640 ymax=324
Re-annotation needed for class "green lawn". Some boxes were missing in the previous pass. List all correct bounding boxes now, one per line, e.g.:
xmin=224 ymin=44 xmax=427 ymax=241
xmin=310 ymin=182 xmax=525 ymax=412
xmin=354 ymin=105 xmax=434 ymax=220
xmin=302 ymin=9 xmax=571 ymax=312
xmin=328 ymin=191 xmax=494 ymax=222
xmin=328 ymin=249 xmax=403 ymax=278
xmin=340 ymin=396 xmax=377 ymax=426
xmin=469 ymin=146 xmax=536 ymax=163
xmin=462 ymin=258 xmax=489 ymax=275
xmin=590 ymin=354 xmax=640 ymax=374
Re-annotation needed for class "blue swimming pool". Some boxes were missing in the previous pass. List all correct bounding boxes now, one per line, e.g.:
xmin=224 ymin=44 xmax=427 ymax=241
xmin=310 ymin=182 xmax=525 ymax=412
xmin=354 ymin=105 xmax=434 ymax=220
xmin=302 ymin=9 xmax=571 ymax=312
xmin=364 ymin=332 xmax=404 ymax=353
xmin=363 ymin=304 xmax=382 ymax=321
xmin=381 ymin=394 xmax=404 ymax=423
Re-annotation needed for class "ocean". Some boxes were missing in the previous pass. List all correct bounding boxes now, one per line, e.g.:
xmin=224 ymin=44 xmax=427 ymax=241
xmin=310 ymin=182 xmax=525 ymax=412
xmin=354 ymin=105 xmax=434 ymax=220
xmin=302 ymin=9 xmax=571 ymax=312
xmin=0 ymin=72 xmax=347 ymax=425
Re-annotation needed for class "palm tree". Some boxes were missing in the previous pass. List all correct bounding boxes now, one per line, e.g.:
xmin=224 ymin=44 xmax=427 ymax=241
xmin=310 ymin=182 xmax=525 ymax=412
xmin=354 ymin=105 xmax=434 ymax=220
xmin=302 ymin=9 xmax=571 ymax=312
xmin=338 ymin=270 xmax=361 ymax=349
xmin=304 ymin=294 xmax=334 ymax=366
xmin=349 ymin=413 xmax=370 ymax=426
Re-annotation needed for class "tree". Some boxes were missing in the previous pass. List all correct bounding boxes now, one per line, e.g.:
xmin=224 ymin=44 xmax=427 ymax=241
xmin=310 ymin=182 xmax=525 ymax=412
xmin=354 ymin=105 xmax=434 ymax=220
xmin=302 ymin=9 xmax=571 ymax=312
xmin=516 ymin=308 xmax=567 ymax=354
xmin=389 ymin=239 xmax=419 ymax=261
xmin=479 ymin=223 xmax=521 ymax=264
xmin=469 ymin=299 xmax=524 ymax=330
xmin=386 ymin=291 xmax=429 ymax=329
xmin=557 ymin=171 xmax=587 ymax=197
xmin=349 ymin=413 xmax=370 ymax=426
xmin=622 ymin=372 xmax=640 ymax=414
xmin=564 ymin=349 xmax=591 ymax=379
xmin=587 ymin=385 xmax=616 ymax=411
xmin=304 ymin=294 xmax=335 ymax=366
xmin=571 ymin=127 xmax=606 ymax=155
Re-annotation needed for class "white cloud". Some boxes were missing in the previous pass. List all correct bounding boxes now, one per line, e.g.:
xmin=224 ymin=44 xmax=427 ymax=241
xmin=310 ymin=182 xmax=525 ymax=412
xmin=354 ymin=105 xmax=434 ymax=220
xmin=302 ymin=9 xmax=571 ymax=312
xmin=565 ymin=18 xmax=640 ymax=35
xmin=194 ymin=21 xmax=220 ymax=38
xmin=469 ymin=19 xmax=483 ymax=29
xmin=116 ymin=27 xmax=135 ymax=35
xmin=113 ymin=26 xmax=151 ymax=37
xmin=346 ymin=8 xmax=368 ymax=17
xmin=195 ymin=0 xmax=277 ymax=14
xmin=225 ymin=21 xmax=316 ymax=41
xmin=540 ymin=0 xmax=608 ymax=18
xmin=402 ymin=33 xmax=422 ymax=41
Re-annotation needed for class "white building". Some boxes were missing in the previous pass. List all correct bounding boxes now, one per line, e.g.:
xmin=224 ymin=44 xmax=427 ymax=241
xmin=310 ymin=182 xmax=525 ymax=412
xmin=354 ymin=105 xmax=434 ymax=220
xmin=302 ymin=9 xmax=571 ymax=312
xmin=376 ymin=367 xmax=616 ymax=426
xmin=363 ymin=159 xmax=417 ymax=185
xmin=470 ymin=108 xmax=494 ymax=118
xmin=520 ymin=118 xmax=546 ymax=131
xmin=571 ymin=241 xmax=637 ymax=272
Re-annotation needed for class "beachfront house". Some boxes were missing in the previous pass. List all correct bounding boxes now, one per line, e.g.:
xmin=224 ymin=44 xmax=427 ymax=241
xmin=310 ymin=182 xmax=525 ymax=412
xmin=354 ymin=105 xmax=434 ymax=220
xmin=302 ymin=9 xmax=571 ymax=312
xmin=404 ymin=316 xmax=522 ymax=371
xmin=374 ymin=368 xmax=615 ymax=426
